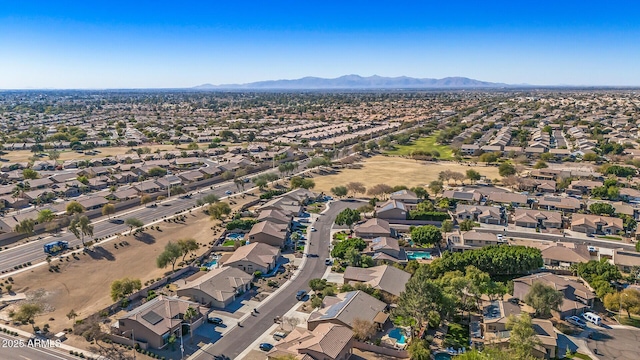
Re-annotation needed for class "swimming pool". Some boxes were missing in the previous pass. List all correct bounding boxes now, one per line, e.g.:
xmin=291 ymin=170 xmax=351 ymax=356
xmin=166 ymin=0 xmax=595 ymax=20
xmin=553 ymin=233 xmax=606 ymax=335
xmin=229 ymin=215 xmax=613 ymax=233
xmin=203 ymin=259 xmax=217 ymax=268
xmin=388 ymin=327 xmax=407 ymax=345
xmin=406 ymin=251 xmax=432 ymax=260
xmin=433 ymin=352 xmax=452 ymax=360
xmin=227 ymin=233 xmax=244 ymax=240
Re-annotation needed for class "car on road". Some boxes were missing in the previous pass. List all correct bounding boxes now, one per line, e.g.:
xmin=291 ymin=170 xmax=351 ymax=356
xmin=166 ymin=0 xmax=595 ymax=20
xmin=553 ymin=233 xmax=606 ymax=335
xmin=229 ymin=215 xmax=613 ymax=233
xmin=296 ymin=290 xmax=307 ymax=301
xmin=497 ymin=234 xmax=503 ymax=241
xmin=566 ymin=316 xmax=587 ymax=328
xmin=310 ymin=227 xmax=317 ymax=232
xmin=207 ymin=317 xmax=223 ymax=325
xmin=325 ymin=258 xmax=332 ymax=265
xmin=259 ymin=343 xmax=274 ymax=351
xmin=109 ymin=219 xmax=124 ymax=224
xmin=225 ymin=190 xmax=232 ymax=195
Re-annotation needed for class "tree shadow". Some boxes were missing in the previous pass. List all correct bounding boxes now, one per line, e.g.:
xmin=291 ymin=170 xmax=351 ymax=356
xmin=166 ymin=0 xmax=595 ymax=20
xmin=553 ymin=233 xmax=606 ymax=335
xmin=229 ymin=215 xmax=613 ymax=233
xmin=86 ymin=246 xmax=115 ymax=261
xmin=135 ymin=232 xmax=156 ymax=244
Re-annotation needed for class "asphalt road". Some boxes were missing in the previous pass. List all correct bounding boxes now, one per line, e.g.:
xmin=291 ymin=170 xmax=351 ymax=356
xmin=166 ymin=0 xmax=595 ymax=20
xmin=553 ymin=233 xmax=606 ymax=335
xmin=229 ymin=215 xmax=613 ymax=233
xmin=0 ymin=158 xmax=312 ymax=274
xmin=0 ymin=334 xmax=79 ymax=360
xmin=190 ymin=200 xmax=360 ymax=360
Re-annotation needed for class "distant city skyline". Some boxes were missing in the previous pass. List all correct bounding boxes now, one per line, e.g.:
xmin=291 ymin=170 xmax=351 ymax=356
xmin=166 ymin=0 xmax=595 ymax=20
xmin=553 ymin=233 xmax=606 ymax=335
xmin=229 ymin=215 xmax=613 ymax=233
xmin=1 ymin=1 xmax=639 ymax=89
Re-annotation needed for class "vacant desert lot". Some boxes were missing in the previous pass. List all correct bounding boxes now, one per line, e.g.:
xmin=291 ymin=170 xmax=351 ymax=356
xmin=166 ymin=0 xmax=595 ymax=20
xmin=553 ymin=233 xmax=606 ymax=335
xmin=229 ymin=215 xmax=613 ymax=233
xmin=4 ymin=197 xmax=251 ymax=334
xmin=2 ymin=144 xmax=182 ymax=163
xmin=313 ymin=156 xmax=502 ymax=194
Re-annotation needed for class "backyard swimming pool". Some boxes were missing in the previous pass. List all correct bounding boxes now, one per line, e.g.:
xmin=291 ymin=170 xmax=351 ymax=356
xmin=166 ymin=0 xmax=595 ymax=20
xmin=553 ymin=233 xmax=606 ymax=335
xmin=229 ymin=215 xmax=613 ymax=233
xmin=203 ymin=259 xmax=217 ymax=268
xmin=406 ymin=251 xmax=432 ymax=260
xmin=388 ymin=327 xmax=407 ymax=345
xmin=227 ymin=233 xmax=244 ymax=240
xmin=433 ymin=352 xmax=452 ymax=360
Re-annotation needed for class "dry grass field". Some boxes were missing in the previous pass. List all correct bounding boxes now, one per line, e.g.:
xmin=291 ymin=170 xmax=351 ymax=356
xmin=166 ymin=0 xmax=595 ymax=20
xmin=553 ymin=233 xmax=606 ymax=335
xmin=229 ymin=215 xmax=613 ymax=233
xmin=312 ymin=155 xmax=502 ymax=194
xmin=2 ymin=144 xmax=182 ymax=163
xmin=3 ymin=196 xmax=253 ymax=334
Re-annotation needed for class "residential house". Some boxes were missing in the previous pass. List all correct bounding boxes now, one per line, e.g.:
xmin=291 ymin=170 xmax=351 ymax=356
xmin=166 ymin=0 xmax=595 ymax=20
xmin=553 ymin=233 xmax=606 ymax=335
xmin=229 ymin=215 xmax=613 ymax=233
xmin=536 ymin=196 xmax=581 ymax=213
xmin=619 ymin=187 xmax=640 ymax=202
xmin=512 ymin=209 xmax=563 ymax=229
xmin=223 ymin=242 xmax=280 ymax=274
xmin=354 ymin=218 xmax=393 ymax=239
xmin=454 ymin=205 xmax=504 ymax=225
xmin=178 ymin=170 xmax=205 ymax=183
xmin=513 ymin=273 xmax=595 ymax=319
xmin=461 ymin=144 xmax=480 ymax=156
xmin=259 ymin=197 xmax=303 ymax=217
xmin=267 ymin=323 xmax=354 ymax=360
xmin=447 ymin=230 xmax=505 ymax=251
xmin=486 ymin=192 xmax=528 ymax=207
xmin=247 ymin=221 xmax=289 ymax=248
xmin=442 ymin=190 xmax=482 ymax=204
xmin=362 ymin=237 xmax=407 ymax=264
xmin=571 ymin=214 xmax=623 ymax=235
xmin=566 ymin=180 xmax=603 ymax=195
xmin=389 ymin=189 xmax=420 ymax=208
xmin=540 ymin=243 xmax=591 ymax=269
xmin=374 ymin=200 xmax=407 ymax=221
xmin=113 ymin=295 xmax=204 ymax=349
xmin=257 ymin=209 xmax=292 ymax=226
xmin=176 ymin=266 xmax=253 ymax=308
xmin=76 ymin=196 xmax=109 ymax=211
xmin=133 ymin=180 xmax=161 ymax=193
xmin=307 ymin=291 xmax=388 ymax=331
xmin=283 ymin=188 xmax=321 ymax=205
xmin=343 ymin=265 xmax=410 ymax=297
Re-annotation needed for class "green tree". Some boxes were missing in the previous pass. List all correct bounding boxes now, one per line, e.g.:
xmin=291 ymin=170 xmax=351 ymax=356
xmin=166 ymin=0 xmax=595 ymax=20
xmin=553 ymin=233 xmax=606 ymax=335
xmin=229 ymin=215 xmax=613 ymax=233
xmin=330 ymin=186 xmax=348 ymax=198
xmin=428 ymin=180 xmax=443 ymax=195
xmin=498 ymin=163 xmax=516 ymax=177
xmin=184 ymin=306 xmax=198 ymax=344
xmin=290 ymin=176 xmax=315 ymax=189
xmin=69 ymin=215 xmax=94 ymax=247
xmin=589 ymin=202 xmax=615 ymax=216
xmin=583 ymin=152 xmax=599 ymax=162
xmin=523 ymin=282 xmax=564 ymax=317
xmin=66 ymin=201 xmax=84 ymax=215
xmin=197 ymin=193 xmax=220 ymax=206
xmin=125 ymin=217 xmax=144 ymax=234
xmin=48 ymin=150 xmax=61 ymax=162
xmin=147 ymin=167 xmax=167 ymax=178
xmin=101 ymin=203 xmax=116 ymax=219
xmin=334 ymin=208 xmax=361 ymax=230
xmin=344 ymin=247 xmax=363 ymax=267
xmin=156 ymin=241 xmax=183 ymax=272
xmin=331 ymin=237 xmax=367 ymax=259
xmin=466 ymin=169 xmax=481 ymax=184
xmin=459 ymin=219 xmax=478 ymax=231
xmin=22 ymin=168 xmax=39 ymax=180
xmin=110 ymin=278 xmax=142 ymax=302
xmin=140 ymin=194 xmax=152 ymax=206
xmin=411 ymin=186 xmax=429 ymax=200
xmin=208 ymin=202 xmax=231 ymax=220
xmin=533 ymin=160 xmax=548 ymax=169
xmin=410 ymin=225 xmax=443 ymax=246
xmin=15 ymin=219 xmax=35 ymax=239
xmin=177 ymin=238 xmax=199 ymax=262
xmin=441 ymin=219 xmax=454 ymax=233
xmin=407 ymin=339 xmax=430 ymax=360
xmin=11 ymin=303 xmax=42 ymax=332
xmin=506 ymin=313 xmax=540 ymax=358
xmin=37 ymin=209 xmax=55 ymax=224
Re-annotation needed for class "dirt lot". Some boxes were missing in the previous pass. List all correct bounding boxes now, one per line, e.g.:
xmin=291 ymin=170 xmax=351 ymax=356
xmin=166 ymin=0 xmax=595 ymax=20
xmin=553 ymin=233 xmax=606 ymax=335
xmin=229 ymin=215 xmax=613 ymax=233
xmin=312 ymin=156 xmax=502 ymax=194
xmin=2 ymin=196 xmax=254 ymax=335
xmin=2 ymin=144 xmax=181 ymax=163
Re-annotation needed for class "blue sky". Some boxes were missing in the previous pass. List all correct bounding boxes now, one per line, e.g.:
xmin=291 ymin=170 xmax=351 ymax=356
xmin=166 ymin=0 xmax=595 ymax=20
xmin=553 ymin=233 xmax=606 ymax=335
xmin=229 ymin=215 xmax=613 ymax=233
xmin=1 ymin=1 xmax=639 ymax=88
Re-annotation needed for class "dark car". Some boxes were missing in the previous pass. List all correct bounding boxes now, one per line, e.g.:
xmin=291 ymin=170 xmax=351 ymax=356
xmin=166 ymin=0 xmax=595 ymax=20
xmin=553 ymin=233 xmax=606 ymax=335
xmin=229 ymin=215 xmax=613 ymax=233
xmin=296 ymin=290 xmax=307 ymax=301
xmin=259 ymin=343 xmax=274 ymax=351
xmin=207 ymin=317 xmax=223 ymax=325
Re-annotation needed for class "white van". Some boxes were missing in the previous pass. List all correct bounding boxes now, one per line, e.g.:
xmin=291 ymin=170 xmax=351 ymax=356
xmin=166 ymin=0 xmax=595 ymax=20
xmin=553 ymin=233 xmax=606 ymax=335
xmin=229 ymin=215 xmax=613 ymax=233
xmin=581 ymin=312 xmax=602 ymax=326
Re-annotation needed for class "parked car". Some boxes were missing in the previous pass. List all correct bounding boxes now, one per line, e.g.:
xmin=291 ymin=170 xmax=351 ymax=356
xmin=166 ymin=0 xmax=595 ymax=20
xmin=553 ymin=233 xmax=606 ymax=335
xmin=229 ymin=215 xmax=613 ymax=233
xmin=310 ymin=227 xmax=317 ymax=232
xmin=566 ymin=316 xmax=587 ymax=328
xmin=225 ymin=190 xmax=232 ymax=195
xmin=259 ymin=343 xmax=274 ymax=351
xmin=582 ymin=312 xmax=602 ymax=326
xmin=207 ymin=317 xmax=223 ymax=325
xmin=296 ymin=290 xmax=307 ymax=301
xmin=325 ymin=258 xmax=332 ymax=265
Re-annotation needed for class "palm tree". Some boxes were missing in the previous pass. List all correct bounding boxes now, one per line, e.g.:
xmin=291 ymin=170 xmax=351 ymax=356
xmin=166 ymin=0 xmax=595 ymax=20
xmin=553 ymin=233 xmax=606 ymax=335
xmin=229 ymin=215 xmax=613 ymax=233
xmin=184 ymin=306 xmax=198 ymax=344
xmin=69 ymin=215 xmax=94 ymax=247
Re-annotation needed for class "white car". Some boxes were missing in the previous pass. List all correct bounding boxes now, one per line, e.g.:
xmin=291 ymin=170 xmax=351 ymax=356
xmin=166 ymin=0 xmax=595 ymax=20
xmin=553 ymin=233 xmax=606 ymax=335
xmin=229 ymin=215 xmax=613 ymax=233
xmin=310 ymin=227 xmax=317 ymax=232
xmin=497 ymin=234 xmax=504 ymax=241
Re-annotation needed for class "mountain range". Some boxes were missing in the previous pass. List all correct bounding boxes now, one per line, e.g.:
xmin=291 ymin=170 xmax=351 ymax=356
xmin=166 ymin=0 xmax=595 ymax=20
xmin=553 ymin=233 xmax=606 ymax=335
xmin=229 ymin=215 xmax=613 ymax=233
xmin=194 ymin=75 xmax=510 ymax=90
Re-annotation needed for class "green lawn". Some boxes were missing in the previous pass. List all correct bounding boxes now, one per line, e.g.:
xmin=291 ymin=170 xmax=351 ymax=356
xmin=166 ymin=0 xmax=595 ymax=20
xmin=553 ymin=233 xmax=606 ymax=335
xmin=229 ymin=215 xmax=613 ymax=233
xmin=385 ymin=132 xmax=453 ymax=160
xmin=566 ymin=353 xmax=592 ymax=360
xmin=598 ymin=235 xmax=622 ymax=240
xmin=617 ymin=314 xmax=640 ymax=328
xmin=333 ymin=232 xmax=348 ymax=241
xmin=222 ymin=240 xmax=236 ymax=246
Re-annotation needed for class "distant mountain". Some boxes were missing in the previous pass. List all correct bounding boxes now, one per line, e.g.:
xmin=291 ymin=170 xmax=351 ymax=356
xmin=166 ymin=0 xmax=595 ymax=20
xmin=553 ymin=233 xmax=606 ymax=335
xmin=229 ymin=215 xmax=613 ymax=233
xmin=194 ymin=75 xmax=509 ymax=90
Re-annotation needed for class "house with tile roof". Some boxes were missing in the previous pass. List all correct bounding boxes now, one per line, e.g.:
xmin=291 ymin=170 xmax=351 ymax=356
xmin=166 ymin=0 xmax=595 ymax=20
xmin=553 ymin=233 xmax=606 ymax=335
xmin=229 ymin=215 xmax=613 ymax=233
xmin=267 ymin=323 xmax=354 ymax=360
xmin=176 ymin=266 xmax=253 ymax=308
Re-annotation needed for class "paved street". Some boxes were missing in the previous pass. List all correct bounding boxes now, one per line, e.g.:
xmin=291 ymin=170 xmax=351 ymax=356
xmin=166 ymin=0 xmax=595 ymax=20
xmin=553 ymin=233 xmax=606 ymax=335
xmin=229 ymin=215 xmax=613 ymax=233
xmin=189 ymin=200 xmax=360 ymax=360
xmin=585 ymin=325 xmax=640 ymax=360
xmin=0 ymin=334 xmax=79 ymax=360
xmin=0 ymin=158 xmax=312 ymax=274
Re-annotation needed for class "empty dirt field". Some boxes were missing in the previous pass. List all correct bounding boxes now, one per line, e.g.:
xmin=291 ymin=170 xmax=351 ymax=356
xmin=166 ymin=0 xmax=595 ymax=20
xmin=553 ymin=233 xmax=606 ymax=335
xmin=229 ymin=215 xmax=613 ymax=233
xmin=313 ymin=156 xmax=502 ymax=194
xmin=2 ymin=196 xmax=252 ymax=335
